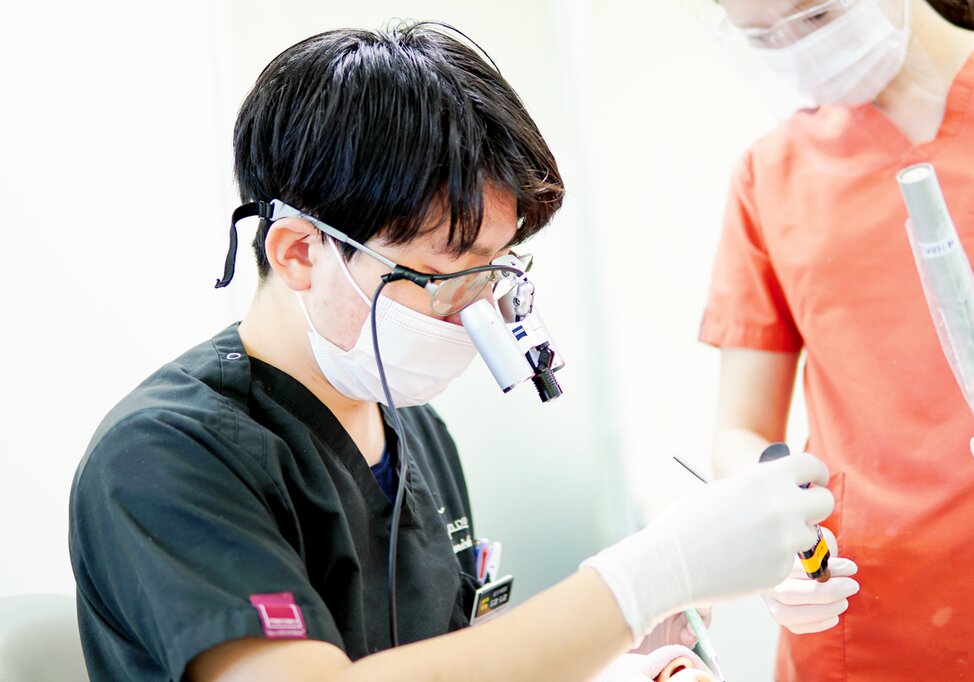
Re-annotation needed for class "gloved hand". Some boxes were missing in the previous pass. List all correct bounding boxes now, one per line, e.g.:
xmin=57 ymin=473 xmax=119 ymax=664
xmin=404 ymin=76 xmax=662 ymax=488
xmin=593 ymin=647 xmax=715 ymax=682
xmin=762 ymin=526 xmax=859 ymax=634
xmin=581 ymin=452 xmax=834 ymax=645
xmin=630 ymin=608 xmax=712 ymax=653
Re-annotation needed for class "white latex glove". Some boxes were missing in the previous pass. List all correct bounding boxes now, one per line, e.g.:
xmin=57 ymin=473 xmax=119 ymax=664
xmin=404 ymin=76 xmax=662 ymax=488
xmin=761 ymin=526 xmax=859 ymax=634
xmin=593 ymin=649 xmax=716 ymax=682
xmin=582 ymin=452 xmax=833 ymax=645
xmin=630 ymin=608 xmax=712 ymax=653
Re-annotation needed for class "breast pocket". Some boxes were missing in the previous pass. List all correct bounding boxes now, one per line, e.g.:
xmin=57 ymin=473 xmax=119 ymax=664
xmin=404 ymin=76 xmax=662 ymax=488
xmin=448 ymin=570 xmax=481 ymax=631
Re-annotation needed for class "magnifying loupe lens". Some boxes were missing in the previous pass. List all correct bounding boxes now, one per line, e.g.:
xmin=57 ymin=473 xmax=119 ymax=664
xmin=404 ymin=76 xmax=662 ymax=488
xmin=430 ymin=272 xmax=493 ymax=316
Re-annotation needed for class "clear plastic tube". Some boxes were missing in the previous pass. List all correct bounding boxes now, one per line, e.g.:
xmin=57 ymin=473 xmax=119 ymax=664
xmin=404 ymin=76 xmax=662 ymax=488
xmin=897 ymin=163 xmax=974 ymax=417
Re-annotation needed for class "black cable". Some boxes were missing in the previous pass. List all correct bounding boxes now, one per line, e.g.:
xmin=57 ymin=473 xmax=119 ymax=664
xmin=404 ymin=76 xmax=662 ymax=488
xmin=373 ymin=261 xmax=524 ymax=648
xmin=432 ymin=264 xmax=522 ymax=280
xmin=372 ymin=277 xmax=410 ymax=648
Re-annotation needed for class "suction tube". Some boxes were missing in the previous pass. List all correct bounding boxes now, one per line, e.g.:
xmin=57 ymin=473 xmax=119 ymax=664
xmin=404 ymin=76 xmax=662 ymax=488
xmin=897 ymin=163 xmax=974 ymax=417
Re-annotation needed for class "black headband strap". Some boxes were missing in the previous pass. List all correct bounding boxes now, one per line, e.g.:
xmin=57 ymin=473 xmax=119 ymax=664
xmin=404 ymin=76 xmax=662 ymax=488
xmin=214 ymin=201 xmax=273 ymax=288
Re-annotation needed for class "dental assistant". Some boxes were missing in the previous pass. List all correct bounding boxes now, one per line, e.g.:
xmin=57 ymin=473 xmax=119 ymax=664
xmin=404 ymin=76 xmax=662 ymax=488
xmin=68 ymin=23 xmax=833 ymax=682
xmin=704 ymin=1 xmax=974 ymax=680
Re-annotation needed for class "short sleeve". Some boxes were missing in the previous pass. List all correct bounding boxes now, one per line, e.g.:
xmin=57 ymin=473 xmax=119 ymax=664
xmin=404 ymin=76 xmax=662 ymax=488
xmin=699 ymin=150 xmax=803 ymax=352
xmin=69 ymin=409 xmax=343 ymax=680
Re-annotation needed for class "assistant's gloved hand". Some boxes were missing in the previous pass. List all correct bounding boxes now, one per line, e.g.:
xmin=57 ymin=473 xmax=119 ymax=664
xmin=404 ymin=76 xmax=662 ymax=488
xmin=581 ymin=452 xmax=834 ymax=645
xmin=593 ymin=647 xmax=715 ymax=682
xmin=762 ymin=526 xmax=859 ymax=634
xmin=630 ymin=608 xmax=712 ymax=654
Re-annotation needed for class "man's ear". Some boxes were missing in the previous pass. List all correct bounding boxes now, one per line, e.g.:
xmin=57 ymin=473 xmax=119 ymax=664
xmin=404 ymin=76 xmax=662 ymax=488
xmin=264 ymin=217 xmax=320 ymax=290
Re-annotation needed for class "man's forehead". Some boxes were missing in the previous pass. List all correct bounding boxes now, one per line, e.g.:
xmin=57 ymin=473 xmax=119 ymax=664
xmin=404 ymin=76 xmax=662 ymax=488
xmin=422 ymin=184 xmax=519 ymax=258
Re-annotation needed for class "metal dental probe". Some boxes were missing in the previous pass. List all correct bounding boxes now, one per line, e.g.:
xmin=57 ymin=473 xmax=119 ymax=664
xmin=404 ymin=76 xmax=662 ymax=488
xmin=670 ymin=456 xmax=728 ymax=682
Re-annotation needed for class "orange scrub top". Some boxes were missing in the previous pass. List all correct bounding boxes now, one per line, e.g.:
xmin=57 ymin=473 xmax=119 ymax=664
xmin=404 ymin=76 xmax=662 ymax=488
xmin=701 ymin=55 xmax=974 ymax=681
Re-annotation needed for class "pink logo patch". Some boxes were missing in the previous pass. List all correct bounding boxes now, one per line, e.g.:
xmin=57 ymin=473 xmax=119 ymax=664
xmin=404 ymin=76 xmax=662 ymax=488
xmin=249 ymin=592 xmax=307 ymax=639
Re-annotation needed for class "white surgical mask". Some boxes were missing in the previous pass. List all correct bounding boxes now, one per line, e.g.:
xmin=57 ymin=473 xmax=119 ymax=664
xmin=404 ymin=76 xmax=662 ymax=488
xmin=296 ymin=238 xmax=478 ymax=406
xmin=752 ymin=0 xmax=910 ymax=106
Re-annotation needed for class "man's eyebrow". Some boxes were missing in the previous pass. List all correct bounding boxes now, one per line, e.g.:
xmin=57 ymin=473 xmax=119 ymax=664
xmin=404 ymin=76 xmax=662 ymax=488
xmin=469 ymin=245 xmax=499 ymax=258
xmin=434 ymin=242 xmax=503 ymax=258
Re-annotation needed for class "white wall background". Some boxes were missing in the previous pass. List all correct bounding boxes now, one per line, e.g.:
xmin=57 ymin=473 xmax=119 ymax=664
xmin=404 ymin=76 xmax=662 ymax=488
xmin=0 ymin=1 xmax=810 ymax=679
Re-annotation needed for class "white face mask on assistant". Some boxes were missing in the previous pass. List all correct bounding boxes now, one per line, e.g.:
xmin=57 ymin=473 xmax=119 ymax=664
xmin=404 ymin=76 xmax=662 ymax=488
xmin=749 ymin=0 xmax=911 ymax=106
xmin=296 ymin=238 xmax=478 ymax=407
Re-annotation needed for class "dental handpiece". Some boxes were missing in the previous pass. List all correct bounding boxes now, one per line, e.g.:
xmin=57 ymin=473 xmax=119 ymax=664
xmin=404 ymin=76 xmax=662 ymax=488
xmin=758 ymin=443 xmax=831 ymax=583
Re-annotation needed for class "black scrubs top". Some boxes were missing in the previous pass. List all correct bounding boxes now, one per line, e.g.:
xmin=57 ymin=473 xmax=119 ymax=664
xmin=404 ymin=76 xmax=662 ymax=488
xmin=69 ymin=325 xmax=479 ymax=681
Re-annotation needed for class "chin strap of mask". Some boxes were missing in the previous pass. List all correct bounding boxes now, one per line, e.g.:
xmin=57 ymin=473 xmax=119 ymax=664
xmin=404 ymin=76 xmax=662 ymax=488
xmin=215 ymin=201 xmax=274 ymax=288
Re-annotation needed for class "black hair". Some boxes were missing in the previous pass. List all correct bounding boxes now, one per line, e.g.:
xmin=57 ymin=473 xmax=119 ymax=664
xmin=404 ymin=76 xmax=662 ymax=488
xmin=233 ymin=21 xmax=565 ymax=278
xmin=926 ymin=0 xmax=974 ymax=28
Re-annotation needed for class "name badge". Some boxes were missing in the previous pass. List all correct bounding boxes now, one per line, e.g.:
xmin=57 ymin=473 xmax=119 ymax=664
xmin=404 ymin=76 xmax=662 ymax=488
xmin=469 ymin=575 xmax=514 ymax=626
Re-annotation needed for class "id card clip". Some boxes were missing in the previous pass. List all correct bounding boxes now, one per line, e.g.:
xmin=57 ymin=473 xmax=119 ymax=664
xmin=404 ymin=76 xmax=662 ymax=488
xmin=469 ymin=574 xmax=514 ymax=627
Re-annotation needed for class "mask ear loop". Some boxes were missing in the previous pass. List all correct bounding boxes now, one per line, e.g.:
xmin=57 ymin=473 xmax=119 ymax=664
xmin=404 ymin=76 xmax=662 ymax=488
xmin=296 ymin=234 xmax=379 ymax=338
xmin=295 ymin=236 xmax=370 ymax=337
xmin=328 ymin=237 xmax=372 ymax=307
xmin=293 ymin=292 xmax=326 ymax=337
